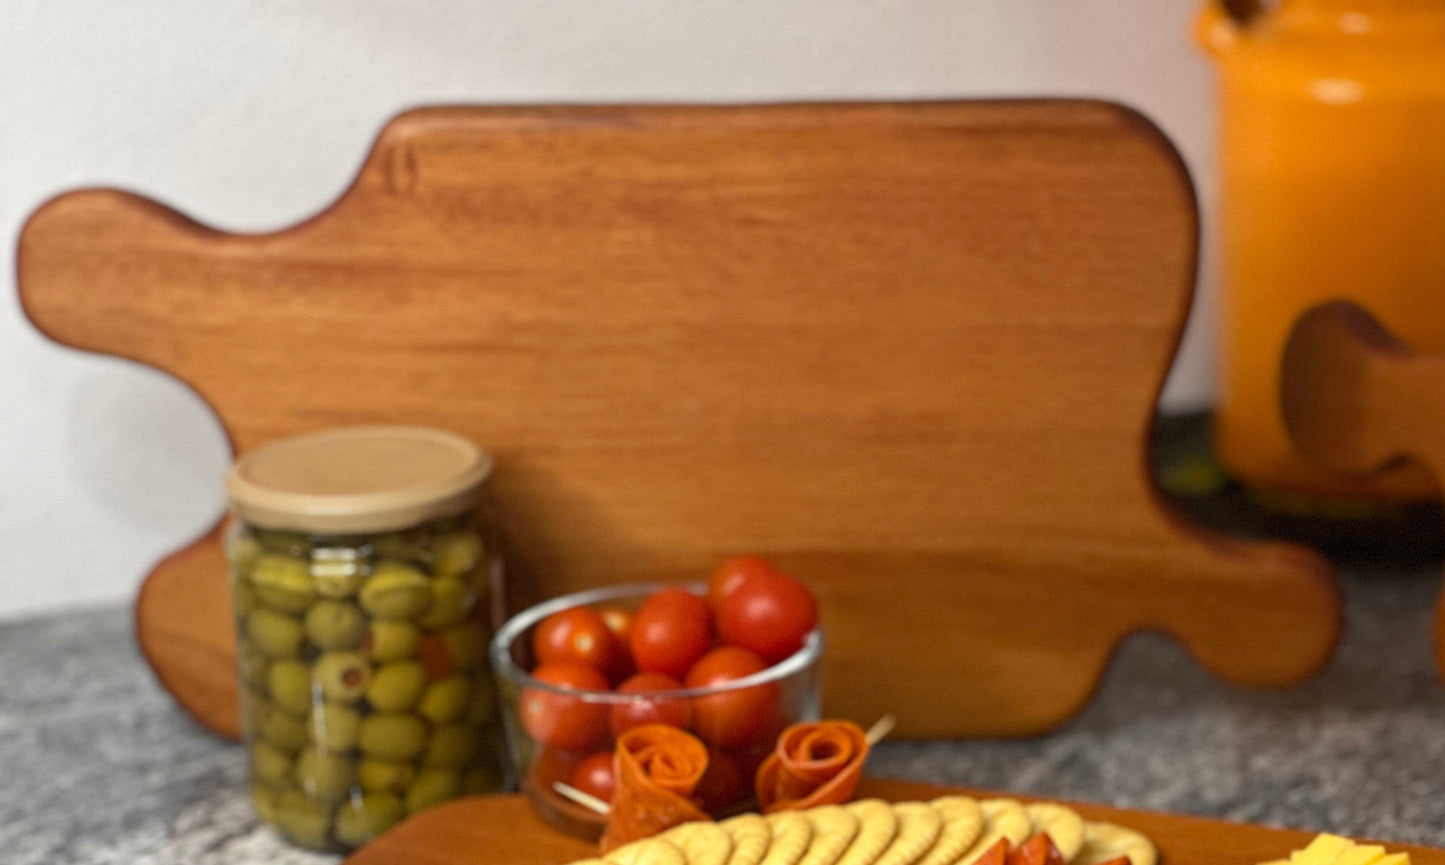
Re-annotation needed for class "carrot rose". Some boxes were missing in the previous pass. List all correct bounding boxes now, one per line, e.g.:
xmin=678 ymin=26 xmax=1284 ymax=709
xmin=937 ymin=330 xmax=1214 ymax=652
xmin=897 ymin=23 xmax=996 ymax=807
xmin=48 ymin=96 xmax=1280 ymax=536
xmin=754 ymin=719 xmax=869 ymax=812
xmin=600 ymin=724 xmax=711 ymax=851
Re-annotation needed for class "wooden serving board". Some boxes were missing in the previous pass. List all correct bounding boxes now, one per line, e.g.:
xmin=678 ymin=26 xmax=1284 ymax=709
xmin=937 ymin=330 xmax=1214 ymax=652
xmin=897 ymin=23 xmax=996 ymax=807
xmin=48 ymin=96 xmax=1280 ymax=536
xmin=17 ymin=100 xmax=1340 ymax=740
xmin=344 ymin=778 xmax=1445 ymax=865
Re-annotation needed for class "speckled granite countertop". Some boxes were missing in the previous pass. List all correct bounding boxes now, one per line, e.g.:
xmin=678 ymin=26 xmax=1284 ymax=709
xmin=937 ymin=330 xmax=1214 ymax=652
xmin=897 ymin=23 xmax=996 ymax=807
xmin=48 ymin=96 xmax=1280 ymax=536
xmin=4 ymin=563 xmax=1445 ymax=865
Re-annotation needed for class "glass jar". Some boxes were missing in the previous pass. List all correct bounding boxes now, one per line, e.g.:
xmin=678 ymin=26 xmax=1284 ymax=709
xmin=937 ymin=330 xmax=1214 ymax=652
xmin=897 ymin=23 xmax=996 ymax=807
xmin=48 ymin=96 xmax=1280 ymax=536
xmin=226 ymin=426 xmax=510 ymax=851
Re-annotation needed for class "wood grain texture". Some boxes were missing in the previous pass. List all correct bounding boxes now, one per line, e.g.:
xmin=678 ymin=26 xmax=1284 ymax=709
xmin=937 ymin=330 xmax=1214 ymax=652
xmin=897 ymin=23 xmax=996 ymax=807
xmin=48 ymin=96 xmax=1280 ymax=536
xmin=342 ymin=778 xmax=1445 ymax=865
xmin=17 ymin=101 xmax=1340 ymax=739
xmin=1280 ymin=300 xmax=1445 ymax=673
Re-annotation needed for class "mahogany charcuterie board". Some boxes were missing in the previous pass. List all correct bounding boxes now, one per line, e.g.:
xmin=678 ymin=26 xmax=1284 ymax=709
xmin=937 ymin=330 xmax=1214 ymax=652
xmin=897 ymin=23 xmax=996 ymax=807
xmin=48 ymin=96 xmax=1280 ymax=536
xmin=343 ymin=778 xmax=1445 ymax=865
xmin=16 ymin=100 xmax=1340 ymax=741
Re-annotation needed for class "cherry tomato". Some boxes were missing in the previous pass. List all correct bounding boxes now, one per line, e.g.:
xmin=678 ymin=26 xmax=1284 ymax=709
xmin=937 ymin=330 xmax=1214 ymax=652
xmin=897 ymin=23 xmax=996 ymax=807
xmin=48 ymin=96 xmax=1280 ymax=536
xmin=683 ymin=646 xmax=781 ymax=748
xmin=568 ymin=750 xmax=618 ymax=803
xmin=520 ymin=662 xmax=610 ymax=751
xmin=706 ymin=555 xmax=778 ymax=610
xmin=609 ymin=671 xmax=691 ymax=737
xmin=533 ymin=607 xmax=629 ymax=683
xmin=630 ymin=588 xmax=714 ymax=679
xmin=715 ymin=570 xmax=817 ymax=665
xmin=527 ymin=746 xmax=582 ymax=790
xmin=694 ymin=747 xmax=745 ymax=813
xmin=598 ymin=606 xmax=635 ymax=645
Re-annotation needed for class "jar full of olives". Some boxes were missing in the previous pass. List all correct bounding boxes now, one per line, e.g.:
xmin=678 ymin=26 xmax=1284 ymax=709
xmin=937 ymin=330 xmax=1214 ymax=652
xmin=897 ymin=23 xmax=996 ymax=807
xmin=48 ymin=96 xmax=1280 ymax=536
xmin=226 ymin=426 xmax=510 ymax=851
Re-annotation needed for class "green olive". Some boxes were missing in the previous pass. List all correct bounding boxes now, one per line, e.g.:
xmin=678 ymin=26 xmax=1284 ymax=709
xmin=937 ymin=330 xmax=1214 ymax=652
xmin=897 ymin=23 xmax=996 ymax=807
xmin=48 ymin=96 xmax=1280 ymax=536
xmin=358 ymin=713 xmax=429 ymax=761
xmin=366 ymin=661 xmax=427 ymax=712
xmin=246 ymin=608 xmax=304 ymax=659
xmin=439 ymin=624 xmax=487 ymax=672
xmin=310 ymin=546 xmax=367 ymax=598
xmin=229 ymin=529 xmax=263 ymax=570
xmin=405 ymin=768 xmax=460 ymax=814
xmin=250 ymin=740 xmax=294 ymax=788
xmin=462 ymin=762 xmax=504 ymax=795
xmin=465 ymin=679 xmax=498 ymax=726
xmin=304 ymin=600 xmax=365 ymax=650
xmin=313 ymin=651 xmax=371 ymax=702
xmin=273 ymin=789 xmax=333 ymax=849
xmin=251 ymin=553 xmax=316 ymax=614
xmin=358 ymin=758 xmax=417 ymax=795
xmin=308 ymin=702 xmax=361 ymax=752
xmin=359 ymin=562 xmax=432 ymax=619
xmin=333 ymin=792 xmax=406 ymax=847
xmin=361 ymin=620 xmax=422 ymax=662
xmin=417 ymin=676 xmax=471 ymax=726
xmin=250 ymin=782 xmax=280 ymax=824
xmin=258 ymin=702 xmax=309 ymax=753
xmin=431 ymin=531 xmax=483 ymax=578
xmin=372 ymin=531 xmax=433 ymax=565
xmin=232 ymin=579 xmax=258 ymax=618
xmin=421 ymin=722 xmax=481 ymax=769
xmin=256 ymin=529 xmax=313 ymax=558
xmin=419 ymin=578 xmax=472 ymax=630
xmin=239 ymin=644 xmax=270 ymax=691
xmin=268 ymin=659 xmax=315 ymax=715
xmin=295 ymin=746 xmax=356 ymax=803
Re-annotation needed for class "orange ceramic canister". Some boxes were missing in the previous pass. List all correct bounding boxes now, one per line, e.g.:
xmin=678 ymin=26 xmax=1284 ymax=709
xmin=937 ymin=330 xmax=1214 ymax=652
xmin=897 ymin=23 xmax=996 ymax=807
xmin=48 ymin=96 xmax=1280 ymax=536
xmin=1197 ymin=0 xmax=1445 ymax=502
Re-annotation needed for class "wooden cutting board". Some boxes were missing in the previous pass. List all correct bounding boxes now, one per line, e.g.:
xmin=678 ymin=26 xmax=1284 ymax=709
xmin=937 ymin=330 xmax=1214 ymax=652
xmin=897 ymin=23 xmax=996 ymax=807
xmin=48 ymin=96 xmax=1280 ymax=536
xmin=344 ymin=778 xmax=1445 ymax=865
xmin=16 ymin=100 xmax=1340 ymax=741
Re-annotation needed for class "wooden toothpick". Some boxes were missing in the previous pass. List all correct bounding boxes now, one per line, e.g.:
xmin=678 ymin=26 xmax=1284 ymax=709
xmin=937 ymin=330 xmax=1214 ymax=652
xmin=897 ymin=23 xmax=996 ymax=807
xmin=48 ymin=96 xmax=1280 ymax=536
xmin=865 ymin=714 xmax=897 ymax=746
xmin=553 ymin=781 xmax=612 ymax=815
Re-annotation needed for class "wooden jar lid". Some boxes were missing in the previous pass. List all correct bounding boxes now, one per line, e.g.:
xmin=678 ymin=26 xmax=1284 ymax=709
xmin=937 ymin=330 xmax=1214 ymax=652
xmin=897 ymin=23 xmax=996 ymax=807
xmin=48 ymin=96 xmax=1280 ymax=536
xmin=226 ymin=426 xmax=492 ymax=534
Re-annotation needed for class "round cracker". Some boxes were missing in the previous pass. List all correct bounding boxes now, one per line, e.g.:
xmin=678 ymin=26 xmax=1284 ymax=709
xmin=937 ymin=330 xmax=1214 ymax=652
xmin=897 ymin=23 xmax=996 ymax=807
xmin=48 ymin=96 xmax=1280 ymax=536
xmin=875 ymin=801 xmax=944 ymax=865
xmin=661 ymin=820 xmax=734 ymax=865
xmin=722 ymin=813 xmax=773 ymax=865
xmin=798 ymin=804 xmax=860 ymax=865
xmin=1076 ymin=822 xmax=1157 ymax=865
xmin=917 ymin=796 xmax=984 ymax=865
xmin=762 ymin=811 xmax=815 ymax=865
xmin=836 ymin=799 xmax=900 ymax=865
xmin=1024 ymin=803 xmax=1085 ymax=862
xmin=961 ymin=799 xmax=1032 ymax=863
xmin=606 ymin=838 xmax=688 ymax=865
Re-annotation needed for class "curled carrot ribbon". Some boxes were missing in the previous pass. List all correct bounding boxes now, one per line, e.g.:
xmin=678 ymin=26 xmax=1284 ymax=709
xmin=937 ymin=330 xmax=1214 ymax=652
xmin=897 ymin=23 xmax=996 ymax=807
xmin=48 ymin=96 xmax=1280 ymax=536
xmin=600 ymin=723 xmax=711 ymax=851
xmin=754 ymin=719 xmax=869 ymax=812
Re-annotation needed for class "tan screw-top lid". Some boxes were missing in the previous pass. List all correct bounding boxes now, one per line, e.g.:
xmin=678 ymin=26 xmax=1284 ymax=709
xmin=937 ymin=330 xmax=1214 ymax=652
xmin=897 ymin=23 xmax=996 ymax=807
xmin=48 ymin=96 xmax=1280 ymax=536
xmin=226 ymin=426 xmax=493 ymax=534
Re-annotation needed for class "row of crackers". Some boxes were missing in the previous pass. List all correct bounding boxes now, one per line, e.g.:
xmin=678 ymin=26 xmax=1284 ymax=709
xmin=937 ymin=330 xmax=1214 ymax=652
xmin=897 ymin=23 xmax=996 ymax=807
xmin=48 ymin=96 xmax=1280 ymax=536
xmin=568 ymin=796 xmax=1157 ymax=865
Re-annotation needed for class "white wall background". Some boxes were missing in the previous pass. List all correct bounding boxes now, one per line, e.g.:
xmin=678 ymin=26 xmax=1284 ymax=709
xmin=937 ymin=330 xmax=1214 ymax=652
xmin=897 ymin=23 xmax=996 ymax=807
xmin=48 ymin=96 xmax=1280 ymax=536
xmin=0 ymin=0 xmax=1221 ymax=620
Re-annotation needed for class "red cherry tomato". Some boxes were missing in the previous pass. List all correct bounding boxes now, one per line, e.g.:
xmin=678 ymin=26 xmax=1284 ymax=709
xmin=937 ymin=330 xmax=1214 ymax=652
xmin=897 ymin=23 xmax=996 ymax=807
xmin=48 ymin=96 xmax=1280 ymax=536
xmin=715 ymin=570 xmax=817 ymax=665
xmin=694 ymin=747 xmax=746 ymax=813
xmin=533 ymin=607 xmax=629 ymax=683
xmin=599 ymin=605 xmax=636 ymax=643
xmin=527 ymin=746 xmax=582 ymax=790
xmin=610 ymin=671 xmax=692 ymax=737
xmin=706 ymin=555 xmax=778 ymax=610
xmin=520 ymin=662 xmax=610 ymax=751
xmin=630 ymin=588 xmax=714 ymax=679
xmin=568 ymin=750 xmax=618 ymax=803
xmin=683 ymin=646 xmax=781 ymax=748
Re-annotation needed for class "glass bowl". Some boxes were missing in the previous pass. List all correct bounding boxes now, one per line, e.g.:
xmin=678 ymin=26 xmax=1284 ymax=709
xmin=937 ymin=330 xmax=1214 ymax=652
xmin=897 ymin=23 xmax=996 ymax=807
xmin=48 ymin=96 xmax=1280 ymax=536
xmin=490 ymin=582 xmax=823 ymax=840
